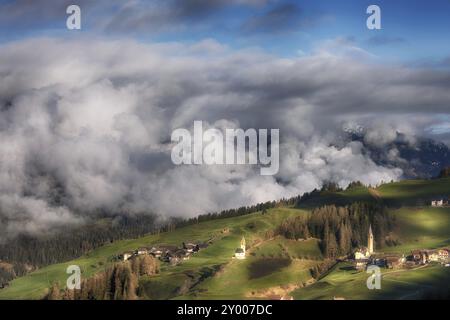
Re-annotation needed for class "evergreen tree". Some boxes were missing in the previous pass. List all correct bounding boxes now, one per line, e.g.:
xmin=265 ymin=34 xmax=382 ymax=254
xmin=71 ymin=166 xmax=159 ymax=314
xmin=47 ymin=283 xmax=61 ymax=300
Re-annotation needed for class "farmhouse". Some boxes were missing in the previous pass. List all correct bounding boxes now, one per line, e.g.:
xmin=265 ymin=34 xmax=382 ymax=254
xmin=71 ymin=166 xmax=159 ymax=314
xmin=427 ymin=251 xmax=440 ymax=262
xmin=431 ymin=199 xmax=444 ymax=207
xmin=162 ymin=248 xmax=193 ymax=265
xmin=178 ymin=249 xmax=191 ymax=260
xmin=385 ymin=254 xmax=406 ymax=269
xmin=438 ymin=249 xmax=449 ymax=261
xmin=149 ymin=247 xmax=163 ymax=258
xmin=151 ymin=245 xmax=178 ymax=257
xmin=410 ymin=250 xmax=430 ymax=264
xmin=183 ymin=242 xmax=200 ymax=253
xmin=136 ymin=247 xmax=149 ymax=255
xmin=431 ymin=197 xmax=449 ymax=207
xmin=120 ymin=251 xmax=134 ymax=261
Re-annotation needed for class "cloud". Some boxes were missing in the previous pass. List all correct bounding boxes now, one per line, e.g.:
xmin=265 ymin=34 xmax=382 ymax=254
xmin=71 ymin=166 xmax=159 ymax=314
xmin=0 ymin=0 xmax=269 ymax=36
xmin=241 ymin=3 xmax=302 ymax=34
xmin=0 ymin=37 xmax=449 ymax=239
xmin=104 ymin=0 xmax=268 ymax=33
xmin=0 ymin=195 xmax=83 ymax=241
xmin=366 ymin=35 xmax=406 ymax=47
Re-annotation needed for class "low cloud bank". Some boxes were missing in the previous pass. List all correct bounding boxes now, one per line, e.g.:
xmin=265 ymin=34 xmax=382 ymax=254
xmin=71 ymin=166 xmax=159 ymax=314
xmin=1 ymin=37 xmax=448 ymax=238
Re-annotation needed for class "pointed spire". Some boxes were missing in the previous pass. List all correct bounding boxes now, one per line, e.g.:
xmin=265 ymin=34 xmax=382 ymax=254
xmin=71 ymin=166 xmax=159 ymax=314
xmin=368 ymin=224 xmax=374 ymax=254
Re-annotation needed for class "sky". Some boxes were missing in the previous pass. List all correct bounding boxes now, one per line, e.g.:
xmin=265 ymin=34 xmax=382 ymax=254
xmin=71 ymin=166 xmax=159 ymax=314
xmin=1 ymin=0 xmax=450 ymax=62
xmin=0 ymin=0 xmax=449 ymax=239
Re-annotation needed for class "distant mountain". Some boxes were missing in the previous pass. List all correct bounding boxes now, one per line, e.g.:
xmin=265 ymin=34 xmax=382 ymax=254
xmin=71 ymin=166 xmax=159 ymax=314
xmin=346 ymin=131 xmax=450 ymax=179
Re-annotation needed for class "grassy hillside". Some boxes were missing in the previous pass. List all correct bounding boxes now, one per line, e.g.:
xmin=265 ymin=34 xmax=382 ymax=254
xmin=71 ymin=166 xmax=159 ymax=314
xmin=1 ymin=177 xmax=449 ymax=300
xmin=168 ymin=237 xmax=323 ymax=300
xmin=376 ymin=178 xmax=450 ymax=205
xmin=298 ymin=186 xmax=376 ymax=208
xmin=0 ymin=207 xmax=309 ymax=299
xmin=298 ymin=177 xmax=450 ymax=208
xmin=383 ymin=207 xmax=450 ymax=253
xmin=292 ymin=262 xmax=450 ymax=300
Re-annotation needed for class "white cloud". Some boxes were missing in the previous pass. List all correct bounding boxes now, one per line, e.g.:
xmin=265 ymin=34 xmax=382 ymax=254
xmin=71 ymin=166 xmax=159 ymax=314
xmin=0 ymin=37 xmax=448 ymax=238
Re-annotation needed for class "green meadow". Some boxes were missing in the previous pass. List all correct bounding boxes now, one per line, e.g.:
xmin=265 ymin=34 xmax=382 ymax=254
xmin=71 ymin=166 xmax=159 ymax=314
xmin=292 ymin=262 xmax=450 ymax=300
xmin=0 ymin=208 xmax=307 ymax=299
xmin=1 ymin=177 xmax=449 ymax=300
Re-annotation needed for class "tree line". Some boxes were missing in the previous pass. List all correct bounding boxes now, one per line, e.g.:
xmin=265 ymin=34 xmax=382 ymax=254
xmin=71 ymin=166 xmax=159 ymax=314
xmin=1 ymin=180 xmax=367 ymax=275
xmin=277 ymin=203 xmax=397 ymax=258
xmin=1 ymin=180 xmax=379 ymax=287
xmin=0 ymin=214 xmax=158 ymax=275
xmin=177 ymin=197 xmax=302 ymax=227
xmin=47 ymin=254 xmax=159 ymax=300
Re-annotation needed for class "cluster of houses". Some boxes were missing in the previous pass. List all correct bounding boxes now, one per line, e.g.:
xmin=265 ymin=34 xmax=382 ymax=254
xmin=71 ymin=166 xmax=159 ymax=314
xmin=410 ymin=249 xmax=449 ymax=265
xmin=362 ymin=248 xmax=450 ymax=270
xmin=352 ymin=224 xmax=450 ymax=270
xmin=119 ymin=242 xmax=208 ymax=265
xmin=431 ymin=197 xmax=450 ymax=207
xmin=119 ymin=235 xmax=246 ymax=266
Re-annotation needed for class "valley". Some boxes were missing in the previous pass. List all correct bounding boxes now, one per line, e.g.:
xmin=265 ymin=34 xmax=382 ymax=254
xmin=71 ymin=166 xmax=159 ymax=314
xmin=1 ymin=178 xmax=450 ymax=300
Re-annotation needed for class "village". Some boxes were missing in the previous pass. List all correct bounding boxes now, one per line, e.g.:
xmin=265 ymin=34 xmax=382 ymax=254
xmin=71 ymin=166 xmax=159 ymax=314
xmin=350 ymin=198 xmax=450 ymax=271
xmin=431 ymin=196 xmax=450 ymax=207
xmin=117 ymin=197 xmax=450 ymax=286
xmin=351 ymin=223 xmax=450 ymax=271
xmin=118 ymin=234 xmax=248 ymax=266
xmin=118 ymin=241 xmax=209 ymax=265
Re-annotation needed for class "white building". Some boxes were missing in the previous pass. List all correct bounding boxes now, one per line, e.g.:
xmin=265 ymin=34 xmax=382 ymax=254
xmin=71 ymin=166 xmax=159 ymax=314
xmin=368 ymin=224 xmax=374 ymax=255
xmin=354 ymin=248 xmax=370 ymax=260
xmin=122 ymin=251 xmax=134 ymax=261
xmin=235 ymin=237 xmax=246 ymax=260
xmin=136 ymin=248 xmax=148 ymax=255
xmin=431 ymin=200 xmax=444 ymax=207
xmin=354 ymin=225 xmax=374 ymax=260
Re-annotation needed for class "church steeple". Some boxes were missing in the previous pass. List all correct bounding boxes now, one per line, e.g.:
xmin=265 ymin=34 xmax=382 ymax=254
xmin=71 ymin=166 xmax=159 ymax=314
xmin=241 ymin=236 xmax=246 ymax=253
xmin=368 ymin=224 xmax=374 ymax=254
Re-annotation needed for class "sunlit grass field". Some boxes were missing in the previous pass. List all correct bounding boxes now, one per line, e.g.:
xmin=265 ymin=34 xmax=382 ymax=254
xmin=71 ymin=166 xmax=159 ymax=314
xmin=292 ymin=262 xmax=450 ymax=300
xmin=1 ymin=177 xmax=449 ymax=300
xmin=0 ymin=207 xmax=307 ymax=299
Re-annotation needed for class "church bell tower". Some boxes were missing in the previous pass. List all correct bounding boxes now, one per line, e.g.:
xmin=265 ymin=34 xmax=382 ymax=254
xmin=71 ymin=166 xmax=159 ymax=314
xmin=368 ymin=224 xmax=374 ymax=254
xmin=241 ymin=236 xmax=246 ymax=254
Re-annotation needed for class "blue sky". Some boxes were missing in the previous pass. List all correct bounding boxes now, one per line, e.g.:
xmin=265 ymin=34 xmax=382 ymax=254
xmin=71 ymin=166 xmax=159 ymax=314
xmin=1 ymin=0 xmax=450 ymax=63
xmin=0 ymin=0 xmax=449 ymax=141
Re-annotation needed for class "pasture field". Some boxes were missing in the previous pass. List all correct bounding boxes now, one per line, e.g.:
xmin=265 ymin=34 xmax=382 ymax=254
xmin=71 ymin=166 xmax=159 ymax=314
xmin=292 ymin=262 xmax=450 ymax=300
xmin=1 ymin=177 xmax=449 ymax=300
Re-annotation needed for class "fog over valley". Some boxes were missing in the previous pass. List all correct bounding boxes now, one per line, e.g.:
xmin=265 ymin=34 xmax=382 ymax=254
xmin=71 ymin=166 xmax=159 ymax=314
xmin=0 ymin=37 xmax=449 ymax=239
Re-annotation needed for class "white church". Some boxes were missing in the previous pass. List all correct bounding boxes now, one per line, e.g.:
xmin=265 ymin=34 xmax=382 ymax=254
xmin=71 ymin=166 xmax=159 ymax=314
xmin=354 ymin=225 xmax=374 ymax=260
xmin=234 ymin=237 xmax=246 ymax=259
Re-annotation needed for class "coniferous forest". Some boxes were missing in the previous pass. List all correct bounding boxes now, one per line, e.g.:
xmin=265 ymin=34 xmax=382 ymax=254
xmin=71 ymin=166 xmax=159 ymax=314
xmin=277 ymin=203 xmax=397 ymax=258
xmin=0 ymin=214 xmax=158 ymax=284
xmin=47 ymin=254 xmax=159 ymax=300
